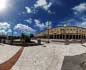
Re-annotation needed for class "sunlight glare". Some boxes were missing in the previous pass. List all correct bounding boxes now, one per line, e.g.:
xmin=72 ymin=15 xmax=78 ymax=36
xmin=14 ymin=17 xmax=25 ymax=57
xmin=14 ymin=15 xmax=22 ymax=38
xmin=0 ymin=0 xmax=7 ymax=11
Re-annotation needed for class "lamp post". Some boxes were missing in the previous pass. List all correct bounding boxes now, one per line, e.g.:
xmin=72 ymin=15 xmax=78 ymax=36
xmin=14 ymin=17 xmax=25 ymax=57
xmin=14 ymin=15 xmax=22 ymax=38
xmin=10 ymin=23 xmax=14 ymax=45
xmin=47 ymin=21 xmax=50 ymax=43
xmin=11 ymin=26 xmax=13 ymax=45
xmin=6 ymin=32 xmax=9 ymax=44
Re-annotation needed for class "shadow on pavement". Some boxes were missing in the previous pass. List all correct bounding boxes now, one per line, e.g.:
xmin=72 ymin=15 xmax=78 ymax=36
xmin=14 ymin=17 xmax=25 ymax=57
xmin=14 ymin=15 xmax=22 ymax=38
xmin=62 ymin=53 xmax=86 ymax=70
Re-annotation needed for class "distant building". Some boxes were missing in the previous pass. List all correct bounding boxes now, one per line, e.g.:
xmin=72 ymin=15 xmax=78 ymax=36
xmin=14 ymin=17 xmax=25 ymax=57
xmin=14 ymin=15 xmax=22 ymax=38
xmin=35 ymin=26 xmax=86 ymax=39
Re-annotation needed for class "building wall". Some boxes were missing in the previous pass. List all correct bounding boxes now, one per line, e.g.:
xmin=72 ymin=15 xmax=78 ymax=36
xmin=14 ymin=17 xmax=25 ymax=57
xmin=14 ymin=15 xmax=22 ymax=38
xmin=35 ymin=26 xmax=86 ymax=39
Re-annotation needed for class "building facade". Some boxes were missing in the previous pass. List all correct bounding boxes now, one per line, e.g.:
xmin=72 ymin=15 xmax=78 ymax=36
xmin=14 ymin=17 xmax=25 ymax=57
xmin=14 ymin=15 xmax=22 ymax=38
xmin=35 ymin=26 xmax=86 ymax=39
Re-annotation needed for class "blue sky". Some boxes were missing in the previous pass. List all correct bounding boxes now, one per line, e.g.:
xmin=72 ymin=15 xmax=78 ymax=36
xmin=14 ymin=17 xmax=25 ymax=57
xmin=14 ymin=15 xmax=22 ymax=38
xmin=0 ymin=0 xmax=86 ymax=36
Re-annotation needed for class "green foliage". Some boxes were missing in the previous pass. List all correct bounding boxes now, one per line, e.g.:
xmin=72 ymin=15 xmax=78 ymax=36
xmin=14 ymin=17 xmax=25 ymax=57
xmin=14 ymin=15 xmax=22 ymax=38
xmin=21 ymin=33 xmax=34 ymax=43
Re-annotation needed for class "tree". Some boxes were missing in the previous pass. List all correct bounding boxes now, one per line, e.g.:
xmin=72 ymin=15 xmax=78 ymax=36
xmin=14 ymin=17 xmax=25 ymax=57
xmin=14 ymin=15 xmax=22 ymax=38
xmin=30 ymin=34 xmax=34 ymax=38
xmin=21 ymin=33 xmax=34 ymax=45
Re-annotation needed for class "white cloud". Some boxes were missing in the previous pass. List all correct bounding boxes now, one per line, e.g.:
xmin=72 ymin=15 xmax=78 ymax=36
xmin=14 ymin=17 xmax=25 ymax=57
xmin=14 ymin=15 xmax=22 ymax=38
xmin=73 ymin=3 xmax=86 ymax=14
xmin=0 ymin=30 xmax=7 ymax=35
xmin=0 ymin=22 xmax=10 ymax=29
xmin=34 ymin=0 xmax=52 ymax=11
xmin=79 ymin=21 xmax=86 ymax=28
xmin=34 ymin=19 xmax=40 ymax=24
xmin=45 ymin=21 xmax=52 ymax=28
xmin=59 ymin=3 xmax=86 ymax=28
xmin=43 ymin=2 xmax=52 ymax=10
xmin=0 ymin=22 xmax=12 ymax=35
xmin=15 ymin=24 xmax=36 ymax=33
xmin=34 ymin=19 xmax=45 ymax=30
xmin=48 ymin=10 xmax=55 ymax=14
xmin=60 ymin=17 xmax=86 ymax=28
xmin=71 ymin=3 xmax=86 ymax=28
xmin=25 ymin=7 xmax=32 ymax=14
xmin=80 ymin=16 xmax=86 ymax=21
xmin=34 ymin=0 xmax=47 ymax=7
xmin=34 ymin=19 xmax=52 ymax=30
xmin=25 ymin=18 xmax=33 ymax=24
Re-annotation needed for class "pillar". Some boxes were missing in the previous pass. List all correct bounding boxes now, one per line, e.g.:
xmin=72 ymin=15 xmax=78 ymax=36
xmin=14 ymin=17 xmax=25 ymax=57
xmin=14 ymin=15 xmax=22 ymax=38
xmin=58 ymin=34 xmax=60 ymax=39
xmin=71 ymin=35 xmax=73 ymax=39
xmin=62 ymin=35 xmax=63 ymax=39
xmin=69 ymin=35 xmax=70 ymax=39
xmin=75 ymin=35 xmax=76 ymax=40
xmin=53 ymin=34 xmax=54 ymax=39
xmin=64 ymin=34 xmax=66 ymax=40
xmin=77 ymin=35 xmax=78 ymax=39
xmin=56 ymin=34 xmax=57 ymax=39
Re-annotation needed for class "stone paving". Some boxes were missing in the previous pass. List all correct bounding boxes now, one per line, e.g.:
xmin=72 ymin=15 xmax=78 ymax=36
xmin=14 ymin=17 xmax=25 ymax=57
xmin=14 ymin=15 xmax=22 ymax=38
xmin=0 ymin=43 xmax=86 ymax=70
xmin=12 ymin=43 xmax=86 ymax=70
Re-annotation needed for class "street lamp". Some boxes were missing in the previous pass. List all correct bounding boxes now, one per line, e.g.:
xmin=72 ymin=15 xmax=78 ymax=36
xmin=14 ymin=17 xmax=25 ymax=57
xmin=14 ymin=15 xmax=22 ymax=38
xmin=47 ymin=21 xmax=50 ymax=43
xmin=10 ymin=23 xmax=14 ymax=45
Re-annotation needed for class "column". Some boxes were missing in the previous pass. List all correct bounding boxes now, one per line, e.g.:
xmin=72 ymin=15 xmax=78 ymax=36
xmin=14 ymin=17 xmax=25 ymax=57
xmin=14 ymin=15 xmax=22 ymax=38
xmin=75 ymin=34 xmax=76 ymax=40
xmin=85 ymin=35 xmax=86 ymax=40
xmin=77 ymin=35 xmax=78 ymax=39
xmin=55 ymin=34 xmax=56 ymax=39
xmin=53 ymin=34 xmax=54 ymax=39
xmin=58 ymin=34 xmax=60 ymax=39
xmin=62 ymin=34 xmax=63 ymax=39
xmin=71 ymin=35 xmax=72 ymax=39
xmin=69 ymin=35 xmax=70 ymax=39
xmin=56 ymin=34 xmax=57 ymax=39
xmin=68 ymin=35 xmax=69 ymax=39
xmin=64 ymin=34 xmax=66 ymax=40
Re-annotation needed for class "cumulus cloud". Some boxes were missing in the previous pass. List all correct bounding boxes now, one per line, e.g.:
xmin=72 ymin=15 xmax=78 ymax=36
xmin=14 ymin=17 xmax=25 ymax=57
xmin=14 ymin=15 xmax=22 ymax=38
xmin=0 ymin=22 xmax=10 ymax=30
xmin=72 ymin=3 xmax=86 ymax=14
xmin=34 ymin=0 xmax=47 ymax=7
xmin=43 ymin=2 xmax=52 ymax=10
xmin=34 ymin=19 xmax=45 ymax=30
xmin=25 ymin=18 xmax=33 ymax=24
xmin=25 ymin=7 xmax=32 ymax=14
xmin=45 ymin=21 xmax=52 ymax=28
xmin=0 ymin=30 xmax=7 ymax=35
xmin=0 ymin=22 xmax=11 ymax=35
xmin=78 ymin=21 xmax=86 ymax=28
xmin=34 ymin=19 xmax=52 ymax=30
xmin=60 ymin=18 xmax=80 ymax=26
xmin=60 ymin=17 xmax=86 ymax=28
xmin=34 ymin=0 xmax=52 ymax=11
xmin=15 ymin=24 xmax=36 ymax=33
xmin=80 ymin=16 xmax=86 ymax=21
xmin=72 ymin=3 xmax=86 ymax=27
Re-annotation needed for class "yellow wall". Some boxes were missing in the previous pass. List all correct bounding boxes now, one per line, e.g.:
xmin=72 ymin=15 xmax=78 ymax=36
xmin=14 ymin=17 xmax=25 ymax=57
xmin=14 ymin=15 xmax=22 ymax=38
xmin=35 ymin=26 xmax=86 ymax=37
